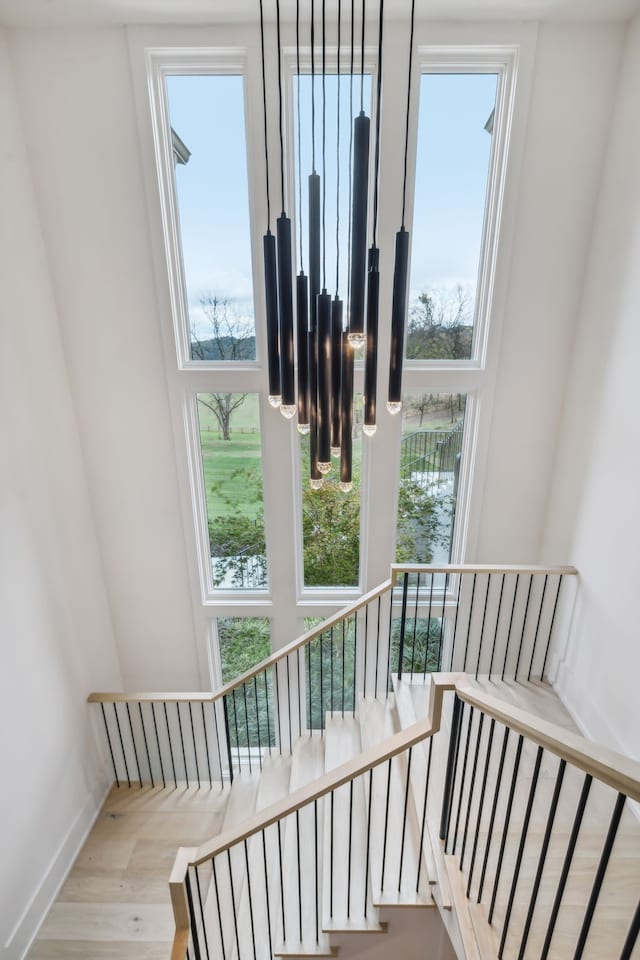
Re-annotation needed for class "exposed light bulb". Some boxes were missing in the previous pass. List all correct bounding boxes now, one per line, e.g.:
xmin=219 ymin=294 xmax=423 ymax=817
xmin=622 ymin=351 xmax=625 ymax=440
xmin=280 ymin=404 xmax=296 ymax=419
xmin=387 ymin=401 xmax=402 ymax=415
xmin=347 ymin=332 xmax=366 ymax=348
xmin=363 ymin=423 xmax=377 ymax=437
xmin=297 ymin=422 xmax=311 ymax=435
xmin=310 ymin=478 xmax=324 ymax=490
xmin=268 ymin=395 xmax=282 ymax=409
xmin=317 ymin=461 xmax=332 ymax=474
xmin=339 ymin=481 xmax=353 ymax=493
xmin=331 ymin=446 xmax=341 ymax=459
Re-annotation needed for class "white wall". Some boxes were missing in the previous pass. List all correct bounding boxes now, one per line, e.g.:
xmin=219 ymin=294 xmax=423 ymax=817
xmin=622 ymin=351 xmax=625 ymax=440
xmin=474 ymin=21 xmax=623 ymax=561
xmin=0 ymin=29 xmax=123 ymax=958
xmin=8 ymin=26 xmax=203 ymax=691
xmin=541 ymin=14 xmax=640 ymax=760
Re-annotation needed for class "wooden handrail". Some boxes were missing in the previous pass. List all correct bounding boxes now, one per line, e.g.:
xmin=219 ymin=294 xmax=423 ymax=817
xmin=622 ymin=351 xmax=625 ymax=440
xmin=88 ymin=564 xmax=577 ymax=706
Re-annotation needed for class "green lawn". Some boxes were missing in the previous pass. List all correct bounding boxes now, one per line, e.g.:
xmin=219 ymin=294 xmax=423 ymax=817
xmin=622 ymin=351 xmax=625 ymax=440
xmin=197 ymin=393 xmax=263 ymax=521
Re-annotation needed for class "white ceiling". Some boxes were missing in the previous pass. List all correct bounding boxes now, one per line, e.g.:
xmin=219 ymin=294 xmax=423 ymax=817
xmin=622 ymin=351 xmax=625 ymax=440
xmin=0 ymin=0 xmax=639 ymax=25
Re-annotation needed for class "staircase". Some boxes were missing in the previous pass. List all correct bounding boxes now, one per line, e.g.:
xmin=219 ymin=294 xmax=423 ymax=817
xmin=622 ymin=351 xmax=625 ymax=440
xmin=80 ymin=564 xmax=640 ymax=960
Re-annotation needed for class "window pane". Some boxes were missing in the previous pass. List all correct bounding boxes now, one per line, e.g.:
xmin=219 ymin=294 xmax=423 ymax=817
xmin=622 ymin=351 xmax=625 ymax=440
xmin=217 ymin=617 xmax=274 ymax=748
xmin=166 ymin=75 xmax=256 ymax=360
xmin=395 ymin=393 xmax=467 ymax=563
xmin=408 ymin=73 xmax=498 ymax=360
xmin=303 ymin=617 xmax=356 ymax=729
xmin=197 ymin=393 xmax=266 ymax=589
xmin=390 ymin=615 xmax=444 ymax=677
xmin=301 ymin=400 xmax=363 ymax=588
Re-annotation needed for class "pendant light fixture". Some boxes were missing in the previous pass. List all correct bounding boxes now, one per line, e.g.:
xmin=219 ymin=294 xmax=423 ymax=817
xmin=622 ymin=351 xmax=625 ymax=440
xmin=387 ymin=0 xmax=416 ymax=415
xmin=260 ymin=0 xmax=405 ymax=491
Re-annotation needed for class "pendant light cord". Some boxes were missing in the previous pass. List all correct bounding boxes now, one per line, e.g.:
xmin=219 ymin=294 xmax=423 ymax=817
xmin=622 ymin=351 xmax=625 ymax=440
xmin=322 ymin=0 xmax=327 ymax=290
xmin=259 ymin=0 xmax=271 ymax=228
xmin=335 ymin=0 xmax=341 ymax=297
xmin=372 ymin=0 xmax=384 ymax=245
xmin=360 ymin=0 xmax=365 ymax=111
xmin=276 ymin=0 xmax=286 ymax=214
xmin=401 ymin=0 xmax=416 ymax=227
xmin=311 ymin=0 xmax=316 ymax=172
xmin=347 ymin=0 xmax=354 ymax=318
xmin=296 ymin=0 xmax=304 ymax=269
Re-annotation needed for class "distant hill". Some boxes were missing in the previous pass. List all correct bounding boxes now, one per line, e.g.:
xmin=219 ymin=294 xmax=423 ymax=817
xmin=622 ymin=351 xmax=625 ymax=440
xmin=190 ymin=336 xmax=256 ymax=361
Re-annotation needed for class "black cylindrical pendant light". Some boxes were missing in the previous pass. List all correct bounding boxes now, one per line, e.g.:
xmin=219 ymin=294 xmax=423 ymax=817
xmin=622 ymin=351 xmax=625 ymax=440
xmin=277 ymin=215 xmax=295 ymax=417
xmin=364 ymin=246 xmax=379 ymax=434
xmin=317 ymin=290 xmax=332 ymax=470
xmin=340 ymin=331 xmax=354 ymax=490
xmin=296 ymin=273 xmax=310 ymax=431
xmin=331 ymin=297 xmax=343 ymax=454
xmin=264 ymin=230 xmax=281 ymax=407
xmin=388 ymin=227 xmax=409 ymax=412
xmin=348 ymin=111 xmax=370 ymax=346
xmin=308 ymin=171 xmax=321 ymax=484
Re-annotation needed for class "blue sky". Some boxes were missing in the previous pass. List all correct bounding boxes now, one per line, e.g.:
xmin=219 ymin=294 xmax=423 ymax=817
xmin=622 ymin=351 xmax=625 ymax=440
xmin=166 ymin=69 xmax=497 ymax=339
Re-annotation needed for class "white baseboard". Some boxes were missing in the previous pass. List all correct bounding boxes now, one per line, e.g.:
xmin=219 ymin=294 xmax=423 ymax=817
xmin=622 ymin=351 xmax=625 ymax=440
xmin=4 ymin=776 xmax=112 ymax=960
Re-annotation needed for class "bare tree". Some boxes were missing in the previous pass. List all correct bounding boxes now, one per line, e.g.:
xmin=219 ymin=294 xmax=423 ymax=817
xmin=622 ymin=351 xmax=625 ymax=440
xmin=193 ymin=295 xmax=255 ymax=441
xmin=407 ymin=284 xmax=472 ymax=361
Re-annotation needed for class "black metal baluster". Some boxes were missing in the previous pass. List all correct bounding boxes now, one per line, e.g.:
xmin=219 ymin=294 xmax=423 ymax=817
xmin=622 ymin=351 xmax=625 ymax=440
xmin=296 ymin=811 xmax=302 ymax=942
xmin=242 ymin=684 xmax=252 ymax=773
xmin=176 ymin=702 xmax=189 ymax=785
xmin=380 ymin=759 xmax=393 ymax=891
xmin=440 ymin=695 xmax=464 ymax=844
xmin=194 ymin=865 xmax=210 ymax=960
xmin=437 ymin=573 xmax=449 ymax=671
xmin=222 ymin=695 xmax=234 ymax=784
xmin=150 ymin=702 xmax=165 ymax=789
xmin=211 ymin=859 xmax=226 ymax=960
xmin=424 ymin=573 xmax=434 ymax=678
xmin=278 ymin=820 xmax=286 ymax=944
xmin=163 ymin=701 xmax=177 ymax=788
xmin=620 ymin=899 xmax=640 ymax=960
xmin=297 ymin=649 xmax=303 ymax=741
xmin=462 ymin=573 xmax=477 ymax=671
xmin=319 ymin=633 xmax=324 ymax=737
xmin=449 ymin=573 xmax=464 ymax=670
xmin=488 ymin=575 xmax=505 ymax=681
xmin=274 ymin=664 xmax=283 ymax=754
xmin=398 ymin=748 xmax=413 ymax=891
xmin=307 ymin=642 xmax=312 ymax=733
xmin=227 ymin=850 xmax=239 ymax=959
xmin=244 ymin=839 xmax=257 ymax=960
xmin=528 ymin=573 xmax=548 ymax=680
xmin=199 ymin=703 xmax=212 ymax=789
xmin=100 ymin=703 xmax=119 ymax=787
xmin=138 ymin=703 xmax=154 ymax=788
xmin=477 ymin=725 xmax=510 ymax=902
xmin=502 ymin=574 xmax=520 ymax=680
xmin=125 ymin=703 xmax=142 ymax=787
xmin=517 ymin=758 xmax=566 ymax=960
xmin=410 ymin=573 xmax=420 ymax=676
xmin=540 ymin=575 xmax=563 ymax=682
xmin=476 ymin=576 xmax=491 ymax=680
xmin=262 ymin=831 xmax=273 ymax=958
xmin=188 ymin=702 xmax=201 ymax=787
xmin=314 ymin=800 xmax=319 ymax=943
xmin=185 ymin=870 xmax=202 ymax=960
xmin=514 ymin=574 xmax=533 ymax=680
xmin=461 ymin=713 xmax=485 ymax=868
xmin=498 ymin=745 xmax=543 ymax=957
xmin=352 ymin=612 xmax=358 ymax=715
xmin=231 ymin=689 xmax=240 ymax=771
xmin=331 ymin=625 xmax=335 ymax=718
xmin=364 ymin=768 xmax=373 ymax=918
xmin=330 ymin=791 xmax=334 ymax=919
xmin=416 ymin=737 xmax=434 ymax=892
xmin=341 ymin=621 xmax=345 ymax=717
xmin=467 ymin=718 xmax=495 ymax=897
xmin=374 ymin=596 xmax=381 ymax=696
xmin=286 ymin=656 xmax=292 ymax=752
xmin=573 ymin=791 xmax=627 ymax=960
xmin=253 ymin=677 xmax=262 ymax=771
xmin=264 ymin=670 xmax=272 ymax=753
xmin=451 ymin=706 xmax=474 ymax=855
xmin=386 ymin=589 xmax=394 ymax=698
xmin=113 ymin=703 xmax=131 ymax=788
xmin=363 ymin=603 xmax=369 ymax=698
xmin=398 ymin=571 xmax=409 ymax=680
xmin=488 ymin=734 xmax=524 ymax=923
xmin=347 ymin=782 xmax=354 ymax=917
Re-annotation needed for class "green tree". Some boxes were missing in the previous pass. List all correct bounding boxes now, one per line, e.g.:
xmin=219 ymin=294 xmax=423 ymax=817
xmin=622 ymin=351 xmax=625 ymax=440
xmin=406 ymin=285 xmax=473 ymax=361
